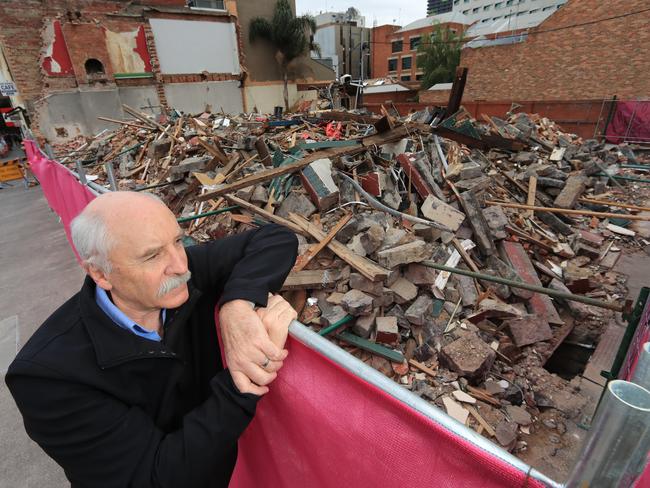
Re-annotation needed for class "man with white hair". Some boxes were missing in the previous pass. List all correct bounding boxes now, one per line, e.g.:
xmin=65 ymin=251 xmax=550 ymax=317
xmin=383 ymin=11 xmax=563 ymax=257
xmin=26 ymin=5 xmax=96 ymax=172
xmin=6 ymin=191 xmax=298 ymax=487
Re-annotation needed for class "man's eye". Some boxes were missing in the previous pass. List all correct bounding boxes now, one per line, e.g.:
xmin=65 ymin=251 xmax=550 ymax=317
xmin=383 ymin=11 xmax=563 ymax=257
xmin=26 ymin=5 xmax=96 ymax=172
xmin=146 ymin=252 xmax=159 ymax=261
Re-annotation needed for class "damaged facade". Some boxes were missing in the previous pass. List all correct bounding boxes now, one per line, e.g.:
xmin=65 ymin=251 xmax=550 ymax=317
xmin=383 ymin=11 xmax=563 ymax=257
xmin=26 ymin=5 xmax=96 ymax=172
xmin=0 ymin=0 xmax=334 ymax=141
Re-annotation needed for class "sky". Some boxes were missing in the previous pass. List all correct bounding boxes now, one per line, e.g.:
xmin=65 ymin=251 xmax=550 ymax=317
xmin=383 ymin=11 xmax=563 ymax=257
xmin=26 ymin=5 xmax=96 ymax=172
xmin=296 ymin=0 xmax=425 ymax=28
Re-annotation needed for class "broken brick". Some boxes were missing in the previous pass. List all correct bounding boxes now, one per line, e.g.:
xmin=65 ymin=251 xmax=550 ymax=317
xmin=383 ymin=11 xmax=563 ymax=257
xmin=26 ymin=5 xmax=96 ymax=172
xmin=439 ymin=332 xmax=496 ymax=383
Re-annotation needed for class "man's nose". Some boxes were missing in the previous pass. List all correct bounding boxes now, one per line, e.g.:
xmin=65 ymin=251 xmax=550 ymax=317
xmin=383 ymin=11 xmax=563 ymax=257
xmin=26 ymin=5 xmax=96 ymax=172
xmin=167 ymin=245 xmax=188 ymax=275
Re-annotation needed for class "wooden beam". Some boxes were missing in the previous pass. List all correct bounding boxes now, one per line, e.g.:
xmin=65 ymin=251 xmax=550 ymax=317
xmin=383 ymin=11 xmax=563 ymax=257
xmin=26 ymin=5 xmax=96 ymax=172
xmin=579 ymin=197 xmax=650 ymax=212
xmin=465 ymin=405 xmax=496 ymax=437
xmin=486 ymin=200 xmax=650 ymax=221
xmin=444 ymin=66 xmax=468 ymax=119
xmin=197 ymin=138 xmax=229 ymax=166
xmin=282 ymin=270 xmax=340 ymax=290
xmin=408 ymin=359 xmax=437 ymax=378
xmin=293 ymin=213 xmax=353 ymax=272
xmin=288 ymin=213 xmax=389 ymax=282
xmin=223 ymin=194 xmax=307 ymax=236
xmin=525 ymin=176 xmax=537 ymax=218
xmin=97 ymin=116 xmax=153 ymax=130
xmin=505 ymin=225 xmax=555 ymax=252
xmin=196 ymin=125 xmax=410 ymax=202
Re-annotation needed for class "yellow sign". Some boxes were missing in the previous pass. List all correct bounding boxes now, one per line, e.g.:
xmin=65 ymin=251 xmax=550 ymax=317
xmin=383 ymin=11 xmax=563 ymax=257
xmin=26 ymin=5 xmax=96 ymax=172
xmin=0 ymin=160 xmax=24 ymax=182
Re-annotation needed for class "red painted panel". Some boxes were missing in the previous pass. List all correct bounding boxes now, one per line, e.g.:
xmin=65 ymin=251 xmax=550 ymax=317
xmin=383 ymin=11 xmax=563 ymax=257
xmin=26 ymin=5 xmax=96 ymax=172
xmin=134 ymin=25 xmax=153 ymax=73
xmin=42 ymin=21 xmax=74 ymax=76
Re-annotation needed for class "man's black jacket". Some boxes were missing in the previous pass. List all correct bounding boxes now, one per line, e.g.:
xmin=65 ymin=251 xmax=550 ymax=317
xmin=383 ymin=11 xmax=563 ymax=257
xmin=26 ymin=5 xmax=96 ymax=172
xmin=5 ymin=224 xmax=297 ymax=488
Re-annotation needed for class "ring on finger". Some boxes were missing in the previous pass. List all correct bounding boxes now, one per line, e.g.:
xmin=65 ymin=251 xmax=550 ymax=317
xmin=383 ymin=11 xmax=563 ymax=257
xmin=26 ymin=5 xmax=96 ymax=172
xmin=261 ymin=357 xmax=271 ymax=369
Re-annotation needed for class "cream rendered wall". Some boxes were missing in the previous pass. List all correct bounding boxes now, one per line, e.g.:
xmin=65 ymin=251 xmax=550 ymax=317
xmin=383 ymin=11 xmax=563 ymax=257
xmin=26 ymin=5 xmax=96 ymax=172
xmin=244 ymin=84 xmax=317 ymax=113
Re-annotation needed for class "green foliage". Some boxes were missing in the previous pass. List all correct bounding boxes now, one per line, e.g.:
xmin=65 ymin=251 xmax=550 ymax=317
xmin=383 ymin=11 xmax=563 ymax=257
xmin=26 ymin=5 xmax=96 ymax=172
xmin=249 ymin=0 xmax=320 ymax=109
xmin=417 ymin=24 xmax=463 ymax=90
xmin=249 ymin=0 xmax=320 ymax=67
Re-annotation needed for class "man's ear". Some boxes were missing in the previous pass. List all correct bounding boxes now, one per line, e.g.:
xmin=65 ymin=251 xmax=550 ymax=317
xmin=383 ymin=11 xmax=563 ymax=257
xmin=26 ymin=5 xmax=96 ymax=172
xmin=84 ymin=262 xmax=113 ymax=291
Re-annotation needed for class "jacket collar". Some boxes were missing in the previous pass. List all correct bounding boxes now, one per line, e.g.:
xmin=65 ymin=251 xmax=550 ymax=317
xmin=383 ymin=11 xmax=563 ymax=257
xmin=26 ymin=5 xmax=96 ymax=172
xmin=79 ymin=276 xmax=202 ymax=369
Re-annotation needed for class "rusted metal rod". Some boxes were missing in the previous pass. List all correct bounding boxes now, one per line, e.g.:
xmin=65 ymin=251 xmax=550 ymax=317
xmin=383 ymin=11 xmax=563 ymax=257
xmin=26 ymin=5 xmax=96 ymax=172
xmin=486 ymin=200 xmax=650 ymax=221
xmin=420 ymin=261 xmax=624 ymax=312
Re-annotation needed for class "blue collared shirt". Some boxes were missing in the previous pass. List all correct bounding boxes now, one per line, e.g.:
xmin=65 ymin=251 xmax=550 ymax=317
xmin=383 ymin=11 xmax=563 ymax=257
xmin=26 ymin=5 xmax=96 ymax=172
xmin=95 ymin=287 xmax=165 ymax=342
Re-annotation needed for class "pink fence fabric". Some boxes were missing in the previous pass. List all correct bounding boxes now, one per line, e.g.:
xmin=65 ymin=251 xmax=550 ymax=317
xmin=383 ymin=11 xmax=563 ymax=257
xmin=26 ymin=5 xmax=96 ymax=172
xmin=605 ymin=101 xmax=650 ymax=144
xmin=26 ymin=140 xmax=552 ymax=487
xmin=23 ymin=140 xmax=96 ymax=261
xmin=228 ymin=333 xmax=547 ymax=488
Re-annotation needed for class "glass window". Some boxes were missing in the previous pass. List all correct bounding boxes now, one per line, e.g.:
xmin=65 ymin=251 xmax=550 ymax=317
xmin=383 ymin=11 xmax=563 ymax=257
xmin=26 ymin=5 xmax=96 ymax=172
xmin=410 ymin=37 xmax=421 ymax=50
xmin=416 ymin=74 xmax=424 ymax=81
xmin=483 ymin=5 xmax=491 ymax=10
xmin=391 ymin=40 xmax=403 ymax=53
xmin=190 ymin=0 xmax=225 ymax=10
xmin=401 ymin=75 xmax=411 ymax=81
xmin=388 ymin=59 xmax=397 ymax=71
xmin=495 ymin=1 xmax=503 ymax=7
xmin=402 ymin=57 xmax=412 ymax=69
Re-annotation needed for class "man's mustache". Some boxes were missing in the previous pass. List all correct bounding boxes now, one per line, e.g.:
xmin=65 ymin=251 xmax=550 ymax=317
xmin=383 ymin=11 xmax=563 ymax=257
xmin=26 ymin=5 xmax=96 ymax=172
xmin=158 ymin=271 xmax=192 ymax=297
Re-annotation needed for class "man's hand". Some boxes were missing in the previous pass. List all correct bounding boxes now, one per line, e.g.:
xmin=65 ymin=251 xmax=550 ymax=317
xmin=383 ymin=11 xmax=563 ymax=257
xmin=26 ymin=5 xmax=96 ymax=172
xmin=256 ymin=294 xmax=297 ymax=350
xmin=219 ymin=300 xmax=288 ymax=396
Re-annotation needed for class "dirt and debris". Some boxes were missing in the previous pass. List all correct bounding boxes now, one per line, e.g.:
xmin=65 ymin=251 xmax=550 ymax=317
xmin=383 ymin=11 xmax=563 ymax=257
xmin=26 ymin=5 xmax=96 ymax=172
xmin=51 ymin=103 xmax=650 ymax=482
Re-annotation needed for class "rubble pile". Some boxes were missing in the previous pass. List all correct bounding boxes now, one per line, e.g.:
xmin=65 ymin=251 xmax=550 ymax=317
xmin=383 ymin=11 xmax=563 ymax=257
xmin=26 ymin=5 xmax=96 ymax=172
xmin=53 ymin=104 xmax=650 ymax=470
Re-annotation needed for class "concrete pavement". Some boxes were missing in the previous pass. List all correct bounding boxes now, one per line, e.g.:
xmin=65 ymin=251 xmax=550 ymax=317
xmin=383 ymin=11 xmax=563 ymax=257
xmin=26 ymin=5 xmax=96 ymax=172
xmin=1 ymin=183 xmax=84 ymax=487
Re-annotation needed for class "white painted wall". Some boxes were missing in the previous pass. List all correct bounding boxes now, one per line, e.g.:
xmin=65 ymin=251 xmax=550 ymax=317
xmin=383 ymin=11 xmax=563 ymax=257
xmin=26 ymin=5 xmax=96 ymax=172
xmin=164 ymin=80 xmax=243 ymax=114
xmin=149 ymin=19 xmax=240 ymax=74
xmin=454 ymin=0 xmax=568 ymax=30
xmin=313 ymin=25 xmax=340 ymax=78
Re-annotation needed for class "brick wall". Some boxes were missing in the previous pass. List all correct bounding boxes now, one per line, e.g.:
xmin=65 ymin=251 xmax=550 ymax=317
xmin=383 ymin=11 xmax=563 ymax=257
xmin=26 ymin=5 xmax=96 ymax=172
xmin=460 ymin=0 xmax=650 ymax=102
xmin=370 ymin=25 xmax=400 ymax=80
xmin=420 ymin=88 xmax=451 ymax=104
xmin=0 ymin=1 xmax=47 ymax=109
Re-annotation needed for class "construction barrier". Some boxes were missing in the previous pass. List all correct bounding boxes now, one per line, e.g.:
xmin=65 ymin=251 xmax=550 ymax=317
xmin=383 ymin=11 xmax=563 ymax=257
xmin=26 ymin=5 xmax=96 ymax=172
xmin=25 ymin=139 xmax=570 ymax=487
xmin=605 ymin=101 xmax=650 ymax=145
xmin=0 ymin=158 xmax=26 ymax=182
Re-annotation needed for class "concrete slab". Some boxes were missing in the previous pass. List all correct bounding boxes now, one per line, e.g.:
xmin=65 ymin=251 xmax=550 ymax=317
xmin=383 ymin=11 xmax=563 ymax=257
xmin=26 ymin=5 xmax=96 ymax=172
xmin=0 ymin=315 xmax=18 ymax=374
xmin=1 ymin=184 xmax=84 ymax=487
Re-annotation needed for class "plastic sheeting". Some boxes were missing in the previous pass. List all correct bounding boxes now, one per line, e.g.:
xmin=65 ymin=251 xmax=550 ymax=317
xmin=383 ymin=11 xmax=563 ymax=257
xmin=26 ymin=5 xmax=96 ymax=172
xmin=23 ymin=140 xmax=95 ymax=261
xmin=25 ymin=141 xmax=560 ymax=487
xmin=605 ymin=101 xmax=650 ymax=144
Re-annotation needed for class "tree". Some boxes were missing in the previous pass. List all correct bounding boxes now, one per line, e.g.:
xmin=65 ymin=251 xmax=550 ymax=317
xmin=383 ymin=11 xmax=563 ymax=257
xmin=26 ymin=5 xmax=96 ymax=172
xmin=249 ymin=0 xmax=320 ymax=111
xmin=417 ymin=24 xmax=463 ymax=90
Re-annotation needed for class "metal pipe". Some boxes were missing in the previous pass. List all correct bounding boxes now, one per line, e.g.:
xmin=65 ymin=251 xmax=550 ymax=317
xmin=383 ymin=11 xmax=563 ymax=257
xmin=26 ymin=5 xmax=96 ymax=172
xmin=337 ymin=171 xmax=452 ymax=231
xmin=433 ymin=135 xmax=449 ymax=170
xmin=486 ymin=200 xmax=650 ymax=221
xmin=631 ymin=342 xmax=650 ymax=390
xmin=75 ymin=159 xmax=87 ymax=185
xmin=288 ymin=320 xmax=561 ymax=488
xmin=104 ymin=161 xmax=118 ymax=191
xmin=318 ymin=314 xmax=354 ymax=336
xmin=176 ymin=206 xmax=239 ymax=223
xmin=596 ymin=174 xmax=650 ymax=184
xmin=566 ymin=380 xmax=650 ymax=488
xmin=34 ymin=143 xmax=109 ymax=195
xmin=420 ymin=261 xmax=624 ymax=312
